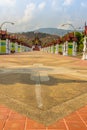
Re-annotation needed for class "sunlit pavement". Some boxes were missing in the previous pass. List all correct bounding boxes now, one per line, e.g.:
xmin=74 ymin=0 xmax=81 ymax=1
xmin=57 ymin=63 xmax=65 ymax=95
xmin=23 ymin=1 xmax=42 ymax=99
xmin=0 ymin=51 xmax=87 ymax=129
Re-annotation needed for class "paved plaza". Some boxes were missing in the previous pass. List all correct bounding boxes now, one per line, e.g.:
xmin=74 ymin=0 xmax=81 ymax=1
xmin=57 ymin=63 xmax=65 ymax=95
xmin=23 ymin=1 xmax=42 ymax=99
xmin=0 ymin=51 xmax=87 ymax=129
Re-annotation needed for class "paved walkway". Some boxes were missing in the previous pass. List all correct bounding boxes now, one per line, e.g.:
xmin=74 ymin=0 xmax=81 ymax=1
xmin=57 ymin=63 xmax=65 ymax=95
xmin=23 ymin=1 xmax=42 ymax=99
xmin=0 ymin=52 xmax=87 ymax=129
xmin=0 ymin=104 xmax=87 ymax=130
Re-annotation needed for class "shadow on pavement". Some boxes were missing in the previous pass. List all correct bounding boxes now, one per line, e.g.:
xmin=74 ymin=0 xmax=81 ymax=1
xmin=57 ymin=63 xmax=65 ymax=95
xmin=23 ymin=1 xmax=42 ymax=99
xmin=0 ymin=73 xmax=87 ymax=85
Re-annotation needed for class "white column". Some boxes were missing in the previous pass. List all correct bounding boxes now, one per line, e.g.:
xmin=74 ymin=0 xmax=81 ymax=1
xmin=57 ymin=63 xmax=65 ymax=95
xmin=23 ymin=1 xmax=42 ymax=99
xmin=23 ymin=45 xmax=25 ymax=52
xmin=25 ymin=46 xmax=27 ymax=52
xmin=30 ymin=47 xmax=32 ymax=51
xmin=24 ymin=46 xmax=26 ymax=52
xmin=24 ymin=46 xmax=26 ymax=51
xmin=20 ymin=44 xmax=22 ymax=52
xmin=43 ymin=47 xmax=44 ymax=52
xmin=27 ymin=47 xmax=29 ymax=51
xmin=55 ymin=44 xmax=59 ymax=54
xmin=42 ymin=47 xmax=44 ymax=52
xmin=45 ymin=47 xmax=47 ymax=52
xmin=48 ymin=46 xmax=50 ymax=53
xmin=43 ymin=47 xmax=45 ymax=52
xmin=44 ymin=48 xmax=46 ymax=52
xmin=46 ymin=47 xmax=48 ymax=52
xmin=42 ymin=48 xmax=43 ymax=52
xmin=15 ymin=42 xmax=18 ymax=53
xmin=63 ymin=44 xmax=65 ymax=55
xmin=10 ymin=42 xmax=12 ymax=53
xmin=47 ymin=47 xmax=49 ymax=53
xmin=51 ymin=45 xmax=54 ymax=53
xmin=38 ymin=45 xmax=41 ymax=51
xmin=8 ymin=40 xmax=11 ymax=54
xmin=6 ymin=39 xmax=9 ymax=54
xmin=63 ymin=41 xmax=68 ymax=56
xmin=21 ymin=45 xmax=24 ymax=52
xmin=32 ymin=45 xmax=35 ymax=51
xmin=66 ymin=41 xmax=68 ymax=56
xmin=82 ymin=36 xmax=87 ymax=60
xmin=72 ymin=41 xmax=77 ymax=56
xmin=40 ymin=48 xmax=42 ymax=51
xmin=47 ymin=47 xmax=48 ymax=53
xmin=44 ymin=47 xmax=46 ymax=52
xmin=28 ymin=47 xmax=31 ymax=51
xmin=6 ymin=39 xmax=11 ymax=54
xmin=22 ymin=45 xmax=24 ymax=52
xmin=49 ymin=46 xmax=51 ymax=53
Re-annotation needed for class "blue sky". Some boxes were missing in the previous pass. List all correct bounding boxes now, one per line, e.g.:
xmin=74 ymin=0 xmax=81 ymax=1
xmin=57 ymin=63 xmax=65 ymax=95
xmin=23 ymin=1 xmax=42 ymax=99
xmin=0 ymin=0 xmax=87 ymax=32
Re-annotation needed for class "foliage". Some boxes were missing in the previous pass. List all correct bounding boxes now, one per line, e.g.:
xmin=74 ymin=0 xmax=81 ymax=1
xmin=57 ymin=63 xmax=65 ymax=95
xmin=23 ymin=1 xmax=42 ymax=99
xmin=16 ymin=31 xmax=59 ymax=47
xmin=75 ymin=32 xmax=83 ymax=51
xmin=75 ymin=32 xmax=83 ymax=41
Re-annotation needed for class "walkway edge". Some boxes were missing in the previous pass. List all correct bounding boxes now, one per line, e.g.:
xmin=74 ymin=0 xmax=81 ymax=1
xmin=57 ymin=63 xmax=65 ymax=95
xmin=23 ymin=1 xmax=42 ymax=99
xmin=0 ymin=92 xmax=87 ymax=126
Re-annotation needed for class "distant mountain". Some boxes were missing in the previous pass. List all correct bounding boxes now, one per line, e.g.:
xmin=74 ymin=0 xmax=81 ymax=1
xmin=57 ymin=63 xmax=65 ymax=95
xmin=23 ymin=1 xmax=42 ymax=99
xmin=35 ymin=28 xmax=71 ymax=36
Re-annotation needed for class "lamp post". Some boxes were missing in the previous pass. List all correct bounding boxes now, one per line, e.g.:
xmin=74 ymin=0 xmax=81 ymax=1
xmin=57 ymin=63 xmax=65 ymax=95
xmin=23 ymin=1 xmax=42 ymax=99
xmin=61 ymin=23 xmax=76 ymax=36
xmin=0 ymin=21 xmax=14 ymax=30
xmin=61 ymin=23 xmax=82 ymax=35
xmin=62 ymin=23 xmax=75 ymax=29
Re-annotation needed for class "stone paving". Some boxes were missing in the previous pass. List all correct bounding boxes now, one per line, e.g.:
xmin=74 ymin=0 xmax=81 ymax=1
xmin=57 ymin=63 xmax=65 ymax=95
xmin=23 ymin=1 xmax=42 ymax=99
xmin=0 ymin=51 xmax=87 ymax=129
xmin=0 ymin=103 xmax=87 ymax=129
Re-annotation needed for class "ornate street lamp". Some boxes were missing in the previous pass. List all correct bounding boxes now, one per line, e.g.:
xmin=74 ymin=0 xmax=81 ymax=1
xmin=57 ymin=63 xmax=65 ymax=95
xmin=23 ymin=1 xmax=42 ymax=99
xmin=61 ymin=23 xmax=82 ymax=36
xmin=61 ymin=23 xmax=76 ymax=36
xmin=62 ymin=23 xmax=76 ymax=29
xmin=0 ymin=21 xmax=14 ymax=30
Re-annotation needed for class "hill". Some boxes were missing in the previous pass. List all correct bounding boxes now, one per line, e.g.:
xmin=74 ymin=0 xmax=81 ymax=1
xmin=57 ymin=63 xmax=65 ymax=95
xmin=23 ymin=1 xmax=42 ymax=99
xmin=35 ymin=28 xmax=71 ymax=36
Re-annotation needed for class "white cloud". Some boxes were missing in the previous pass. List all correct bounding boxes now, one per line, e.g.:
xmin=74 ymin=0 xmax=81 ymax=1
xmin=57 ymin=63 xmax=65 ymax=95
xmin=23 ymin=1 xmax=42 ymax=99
xmin=52 ymin=0 xmax=56 ymax=7
xmin=17 ymin=3 xmax=36 ymax=24
xmin=51 ymin=0 xmax=62 ymax=11
xmin=38 ymin=2 xmax=46 ymax=10
xmin=63 ymin=0 xmax=73 ymax=6
xmin=81 ymin=2 xmax=86 ymax=7
xmin=0 ymin=0 xmax=16 ymax=6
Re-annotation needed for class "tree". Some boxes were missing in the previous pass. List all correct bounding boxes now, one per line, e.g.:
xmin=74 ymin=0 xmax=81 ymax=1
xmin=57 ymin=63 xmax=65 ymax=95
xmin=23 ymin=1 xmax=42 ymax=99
xmin=75 ymin=32 xmax=83 ymax=51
